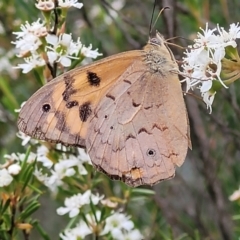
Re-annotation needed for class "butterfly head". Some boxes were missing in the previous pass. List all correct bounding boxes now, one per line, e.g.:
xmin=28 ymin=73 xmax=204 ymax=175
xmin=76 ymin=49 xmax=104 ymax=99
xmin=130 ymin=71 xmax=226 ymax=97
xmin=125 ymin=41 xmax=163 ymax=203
xmin=149 ymin=31 xmax=165 ymax=47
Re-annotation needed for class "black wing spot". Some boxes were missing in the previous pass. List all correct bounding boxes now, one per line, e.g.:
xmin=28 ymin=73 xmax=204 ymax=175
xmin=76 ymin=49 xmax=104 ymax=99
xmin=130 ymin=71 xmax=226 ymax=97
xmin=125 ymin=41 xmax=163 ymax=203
xmin=106 ymin=94 xmax=115 ymax=101
xmin=55 ymin=111 xmax=67 ymax=131
xmin=79 ymin=102 xmax=92 ymax=122
xmin=66 ymin=101 xmax=79 ymax=108
xmin=126 ymin=134 xmax=136 ymax=140
xmin=144 ymin=105 xmax=153 ymax=110
xmin=132 ymin=100 xmax=140 ymax=107
xmin=123 ymin=79 xmax=132 ymax=85
xmin=152 ymin=123 xmax=168 ymax=131
xmin=147 ymin=148 xmax=156 ymax=157
xmin=42 ymin=104 xmax=51 ymax=112
xmin=62 ymin=74 xmax=77 ymax=101
xmin=138 ymin=128 xmax=151 ymax=135
xmin=87 ymin=71 xmax=101 ymax=86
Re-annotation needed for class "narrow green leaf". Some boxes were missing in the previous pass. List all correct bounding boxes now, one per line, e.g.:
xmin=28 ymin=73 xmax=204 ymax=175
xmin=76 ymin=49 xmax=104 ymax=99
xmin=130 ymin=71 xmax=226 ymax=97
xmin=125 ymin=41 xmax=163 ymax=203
xmin=33 ymin=221 xmax=51 ymax=240
xmin=18 ymin=202 xmax=40 ymax=220
xmin=131 ymin=188 xmax=155 ymax=195
xmin=0 ymin=199 xmax=11 ymax=215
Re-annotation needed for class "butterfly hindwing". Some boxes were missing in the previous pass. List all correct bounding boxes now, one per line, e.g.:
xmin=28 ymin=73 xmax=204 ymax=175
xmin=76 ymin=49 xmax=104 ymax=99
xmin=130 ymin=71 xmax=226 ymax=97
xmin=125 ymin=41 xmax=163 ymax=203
xmin=87 ymin=36 xmax=190 ymax=187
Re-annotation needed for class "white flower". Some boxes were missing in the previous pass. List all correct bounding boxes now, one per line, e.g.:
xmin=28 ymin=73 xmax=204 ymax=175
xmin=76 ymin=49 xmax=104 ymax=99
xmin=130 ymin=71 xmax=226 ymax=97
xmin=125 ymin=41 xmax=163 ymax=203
xmin=117 ymin=229 xmax=143 ymax=240
xmin=8 ymin=164 xmax=21 ymax=175
xmin=4 ymin=152 xmax=37 ymax=164
xmin=57 ymin=190 xmax=103 ymax=218
xmin=46 ymin=33 xmax=82 ymax=67
xmin=54 ymin=159 xmax=77 ymax=176
xmin=14 ymin=53 xmax=46 ymax=73
xmin=55 ymin=143 xmax=68 ymax=152
xmin=0 ymin=169 xmax=13 ymax=187
xmin=14 ymin=34 xmax=41 ymax=54
xmin=57 ymin=191 xmax=90 ymax=217
xmin=44 ymin=160 xmax=76 ymax=191
xmin=102 ymin=212 xmax=134 ymax=236
xmin=89 ymin=192 xmax=104 ymax=205
xmin=60 ymin=220 xmax=91 ymax=240
xmin=201 ymin=91 xmax=216 ymax=113
xmin=192 ymin=23 xmax=219 ymax=50
xmin=78 ymin=148 xmax=91 ymax=164
xmin=15 ymin=101 xmax=26 ymax=113
xmin=36 ymin=145 xmax=53 ymax=168
xmin=12 ymin=19 xmax=47 ymax=54
xmin=16 ymin=131 xmax=38 ymax=146
xmin=229 ymin=187 xmax=240 ymax=201
xmin=33 ymin=151 xmax=89 ymax=192
xmin=101 ymin=198 xmax=118 ymax=208
xmin=13 ymin=19 xmax=46 ymax=38
xmin=217 ymin=23 xmax=240 ymax=48
xmin=81 ymin=44 xmax=102 ymax=59
xmin=16 ymin=132 xmax=31 ymax=146
xmin=34 ymin=168 xmax=49 ymax=183
xmin=61 ymin=154 xmax=88 ymax=175
xmin=35 ymin=0 xmax=55 ymax=11
xmin=58 ymin=0 xmax=83 ymax=9
xmin=181 ymin=22 xmax=240 ymax=112
xmin=49 ymin=156 xmax=86 ymax=182
xmin=228 ymin=22 xmax=240 ymax=39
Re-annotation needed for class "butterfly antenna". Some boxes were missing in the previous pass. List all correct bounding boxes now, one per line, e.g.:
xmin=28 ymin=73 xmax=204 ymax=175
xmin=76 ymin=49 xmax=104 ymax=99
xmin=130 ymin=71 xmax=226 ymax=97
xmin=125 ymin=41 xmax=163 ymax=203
xmin=149 ymin=5 xmax=170 ymax=36
xmin=165 ymin=40 xmax=185 ymax=50
xmin=149 ymin=0 xmax=157 ymax=36
xmin=167 ymin=36 xmax=194 ymax=44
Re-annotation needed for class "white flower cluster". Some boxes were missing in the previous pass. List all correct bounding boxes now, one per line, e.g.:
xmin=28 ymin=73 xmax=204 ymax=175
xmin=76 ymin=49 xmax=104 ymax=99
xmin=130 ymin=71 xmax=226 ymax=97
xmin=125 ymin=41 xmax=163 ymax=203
xmin=12 ymin=1 xmax=102 ymax=73
xmin=34 ymin=145 xmax=90 ymax=192
xmin=181 ymin=23 xmax=240 ymax=112
xmin=59 ymin=209 xmax=143 ymax=240
xmin=0 ymin=167 xmax=19 ymax=187
xmin=0 ymin=152 xmax=36 ymax=187
xmin=1 ymin=132 xmax=90 ymax=192
xmin=34 ymin=150 xmax=90 ymax=193
xmin=57 ymin=190 xmax=104 ymax=217
xmin=35 ymin=0 xmax=83 ymax=11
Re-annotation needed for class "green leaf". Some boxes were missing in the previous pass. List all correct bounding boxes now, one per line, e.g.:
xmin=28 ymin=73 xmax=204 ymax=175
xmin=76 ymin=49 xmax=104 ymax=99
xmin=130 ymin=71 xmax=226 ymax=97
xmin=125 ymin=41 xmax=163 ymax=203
xmin=131 ymin=188 xmax=155 ymax=195
xmin=0 ymin=199 xmax=11 ymax=216
xmin=18 ymin=201 xmax=40 ymax=220
xmin=33 ymin=221 xmax=51 ymax=240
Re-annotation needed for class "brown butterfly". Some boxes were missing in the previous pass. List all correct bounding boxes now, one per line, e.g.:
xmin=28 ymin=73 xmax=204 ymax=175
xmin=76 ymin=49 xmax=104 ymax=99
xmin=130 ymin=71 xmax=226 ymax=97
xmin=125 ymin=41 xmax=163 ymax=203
xmin=18 ymin=32 xmax=191 ymax=187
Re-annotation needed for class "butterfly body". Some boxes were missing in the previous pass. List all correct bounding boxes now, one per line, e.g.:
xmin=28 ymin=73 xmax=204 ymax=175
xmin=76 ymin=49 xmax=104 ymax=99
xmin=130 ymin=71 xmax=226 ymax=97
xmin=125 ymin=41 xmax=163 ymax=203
xmin=18 ymin=33 xmax=191 ymax=187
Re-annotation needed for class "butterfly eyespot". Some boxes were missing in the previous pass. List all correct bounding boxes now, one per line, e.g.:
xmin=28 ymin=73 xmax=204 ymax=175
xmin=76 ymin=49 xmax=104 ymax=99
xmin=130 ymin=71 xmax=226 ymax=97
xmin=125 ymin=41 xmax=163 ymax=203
xmin=147 ymin=148 xmax=156 ymax=157
xmin=42 ymin=104 xmax=51 ymax=112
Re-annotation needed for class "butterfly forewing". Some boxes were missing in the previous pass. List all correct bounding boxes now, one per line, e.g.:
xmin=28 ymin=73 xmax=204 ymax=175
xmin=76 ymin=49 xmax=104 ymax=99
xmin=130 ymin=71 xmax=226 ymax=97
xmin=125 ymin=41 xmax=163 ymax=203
xmin=18 ymin=51 xmax=143 ymax=147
